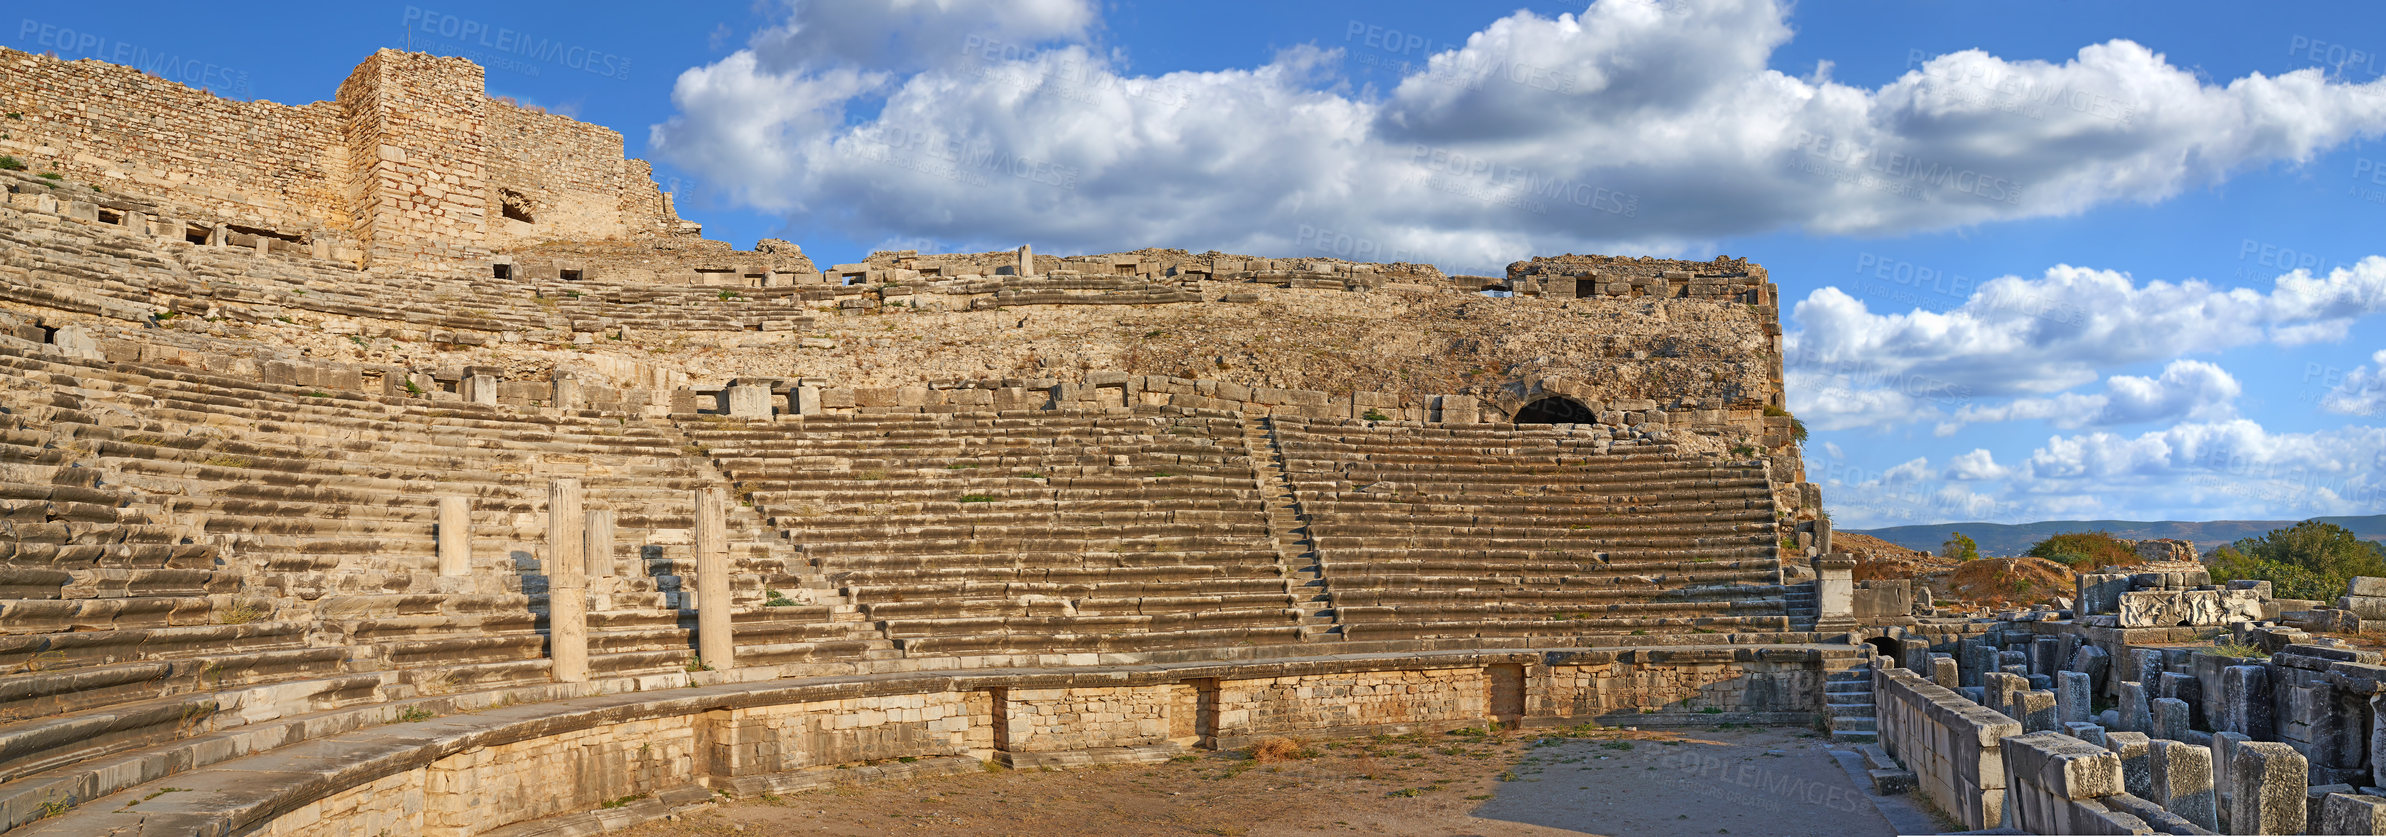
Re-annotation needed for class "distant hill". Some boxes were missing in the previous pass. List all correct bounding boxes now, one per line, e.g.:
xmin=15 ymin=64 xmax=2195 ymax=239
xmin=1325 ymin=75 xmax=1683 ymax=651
xmin=1846 ymin=515 xmax=2386 ymax=559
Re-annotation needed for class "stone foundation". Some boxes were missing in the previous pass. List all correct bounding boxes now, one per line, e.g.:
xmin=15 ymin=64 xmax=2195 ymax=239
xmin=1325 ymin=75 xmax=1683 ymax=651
xmin=40 ymin=647 xmax=1850 ymax=836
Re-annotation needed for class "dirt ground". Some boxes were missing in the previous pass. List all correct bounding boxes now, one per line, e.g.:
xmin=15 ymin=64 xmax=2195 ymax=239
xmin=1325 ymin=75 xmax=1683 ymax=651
xmin=619 ymin=725 xmax=1907 ymax=837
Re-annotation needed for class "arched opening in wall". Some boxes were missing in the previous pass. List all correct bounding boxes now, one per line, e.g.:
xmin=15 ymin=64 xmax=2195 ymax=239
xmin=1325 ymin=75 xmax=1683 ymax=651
xmin=1512 ymin=396 xmax=1596 ymax=425
xmin=1864 ymin=636 xmax=1901 ymax=660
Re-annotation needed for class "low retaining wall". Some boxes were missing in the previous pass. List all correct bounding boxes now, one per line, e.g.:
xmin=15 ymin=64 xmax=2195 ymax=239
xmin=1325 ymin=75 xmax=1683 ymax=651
xmin=38 ymin=646 xmax=1853 ymax=836
xmin=1875 ymin=665 xmax=2022 ymax=830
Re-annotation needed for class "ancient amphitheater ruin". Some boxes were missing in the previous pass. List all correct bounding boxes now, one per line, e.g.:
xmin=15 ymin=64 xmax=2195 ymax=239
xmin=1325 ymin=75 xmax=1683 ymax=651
xmin=1 ymin=47 xmax=2381 ymax=836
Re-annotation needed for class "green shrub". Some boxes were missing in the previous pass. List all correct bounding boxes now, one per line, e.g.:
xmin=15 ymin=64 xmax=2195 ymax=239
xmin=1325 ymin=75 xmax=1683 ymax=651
xmin=2026 ymin=531 xmax=2139 ymax=569
xmin=0 ymin=156 xmax=24 ymax=171
xmin=1942 ymin=532 xmax=1981 ymax=562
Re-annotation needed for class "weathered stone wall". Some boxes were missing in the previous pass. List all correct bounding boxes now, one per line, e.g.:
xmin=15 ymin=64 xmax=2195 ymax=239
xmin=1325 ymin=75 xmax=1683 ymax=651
xmin=204 ymin=649 xmax=1852 ymax=837
xmin=1218 ymin=667 xmax=1490 ymax=742
xmin=0 ymin=47 xmax=348 ymax=236
xmin=1875 ymin=665 xmax=2021 ymax=830
xmin=1533 ymin=649 xmax=1822 ymax=722
xmin=0 ymin=47 xmax=683 ymax=271
xmin=337 ymin=50 xmax=492 ymax=270
xmin=485 ymin=102 xmax=682 ymax=248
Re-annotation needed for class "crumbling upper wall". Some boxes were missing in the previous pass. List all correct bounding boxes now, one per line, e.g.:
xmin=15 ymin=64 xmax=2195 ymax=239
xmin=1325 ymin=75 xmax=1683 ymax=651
xmin=0 ymin=46 xmax=348 ymax=235
xmin=0 ymin=47 xmax=687 ymax=272
xmin=485 ymin=100 xmax=688 ymax=247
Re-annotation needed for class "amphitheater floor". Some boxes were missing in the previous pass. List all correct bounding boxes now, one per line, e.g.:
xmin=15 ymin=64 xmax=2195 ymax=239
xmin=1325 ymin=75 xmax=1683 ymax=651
xmin=619 ymin=725 xmax=1907 ymax=837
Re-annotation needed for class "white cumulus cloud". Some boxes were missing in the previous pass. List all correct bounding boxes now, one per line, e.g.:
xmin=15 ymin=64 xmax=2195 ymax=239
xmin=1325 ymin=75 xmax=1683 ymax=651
xmin=2321 ymin=349 xmax=2386 ymax=417
xmin=1786 ymin=260 xmax=2386 ymax=430
xmin=652 ymin=0 xmax=2386 ymax=271
xmin=1932 ymin=359 xmax=2241 ymax=435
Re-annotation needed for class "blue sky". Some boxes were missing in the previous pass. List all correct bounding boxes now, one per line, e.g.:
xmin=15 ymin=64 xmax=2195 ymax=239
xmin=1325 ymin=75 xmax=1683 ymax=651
xmin=12 ymin=1 xmax=2385 ymax=528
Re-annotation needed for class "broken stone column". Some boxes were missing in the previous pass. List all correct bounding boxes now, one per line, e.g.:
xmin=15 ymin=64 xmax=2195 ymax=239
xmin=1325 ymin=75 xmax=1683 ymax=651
xmin=2151 ymin=698 xmax=2191 ymax=742
xmin=1986 ymin=671 xmax=2030 ymax=718
xmin=1964 ymin=640 xmax=1996 ymax=688
xmin=2118 ymin=680 xmax=2152 ymax=733
xmin=584 ymin=509 xmax=615 ymax=580
xmin=2321 ymin=793 xmax=2386 ymax=834
xmin=2148 ymin=739 xmax=2217 ymax=832
xmin=2068 ymin=645 xmax=2112 ymax=693
xmin=1902 ymin=645 xmax=1932 ymax=676
xmin=2373 ymin=693 xmax=2386 ymax=790
xmin=2032 ymin=636 xmax=2063 ymax=677
xmin=794 ymin=384 xmax=822 ymax=416
xmin=551 ymin=372 xmax=580 ymax=411
xmin=2128 ymin=648 xmax=2165 ymax=691
xmin=2158 ymin=671 xmax=2204 ymax=729
xmin=2056 ymin=671 xmax=2092 ymax=725
xmin=436 ymin=495 xmax=470 ymax=577
xmin=2226 ymin=741 xmax=2307 ymax=835
xmin=2212 ymin=732 xmax=2249 ymax=831
xmin=547 ymin=479 xmax=588 ymax=684
xmin=694 ymin=487 xmax=735 ymax=670
xmin=725 ymin=382 xmax=774 ymax=419
xmin=1931 ymin=655 xmax=1960 ymax=690
xmin=2105 ymin=732 xmax=2150 ymax=798
xmin=464 ymin=373 xmax=500 ymax=406
xmin=2017 ymin=690 xmax=2059 ymax=732
xmin=2217 ymin=665 xmax=2274 ymax=740
xmin=1017 ymin=243 xmax=1035 ymax=277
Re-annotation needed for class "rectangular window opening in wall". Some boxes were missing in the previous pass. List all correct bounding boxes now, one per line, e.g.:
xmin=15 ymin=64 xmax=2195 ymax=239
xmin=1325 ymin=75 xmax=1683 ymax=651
xmin=560 ymin=269 xmax=583 ymax=281
xmin=96 ymin=208 xmax=122 ymax=225
xmin=492 ymin=263 xmax=512 ymax=280
xmin=184 ymin=225 xmax=209 ymax=245
xmin=499 ymin=187 xmax=535 ymax=223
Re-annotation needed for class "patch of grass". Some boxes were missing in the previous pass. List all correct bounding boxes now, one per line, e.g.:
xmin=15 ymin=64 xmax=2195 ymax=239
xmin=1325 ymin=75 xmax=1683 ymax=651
xmin=39 ymin=171 xmax=62 ymax=181
xmin=1600 ymin=740 xmax=1634 ymax=751
xmin=1362 ymin=409 xmax=1390 ymax=421
xmin=1249 ymin=736 xmax=1311 ymax=763
xmin=0 ymin=156 xmax=19 ymax=172
xmin=402 ymin=379 xmax=424 ymax=396
xmin=764 ymin=589 xmax=797 ymax=607
xmin=202 ymin=454 xmax=252 ymax=468
xmin=685 ymin=659 xmax=714 ymax=672
xmin=599 ymin=793 xmax=647 ymax=809
xmin=2210 ymin=641 xmax=2267 ymax=659
xmin=395 ymin=706 xmax=437 ymax=723
xmin=213 ymin=601 xmax=268 ymax=625
xmin=1150 ymin=470 xmax=1176 ymax=478
xmin=958 ymin=494 xmax=996 ymax=503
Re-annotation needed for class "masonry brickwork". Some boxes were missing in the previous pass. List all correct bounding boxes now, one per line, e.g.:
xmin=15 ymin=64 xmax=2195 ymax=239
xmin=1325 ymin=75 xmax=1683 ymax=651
xmin=0 ymin=47 xmax=688 ymax=272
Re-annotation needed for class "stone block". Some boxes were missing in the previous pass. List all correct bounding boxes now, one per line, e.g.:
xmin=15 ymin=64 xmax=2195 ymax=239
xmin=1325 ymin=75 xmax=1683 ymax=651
xmin=2118 ymin=680 xmax=2151 ymax=733
xmin=2148 ymin=738 xmax=2217 ymax=832
xmin=2227 ymin=741 xmax=2307 ymax=836
xmin=2320 ymin=793 xmax=2386 ymax=835
xmin=2151 ymin=698 xmax=2191 ymax=743
xmin=2217 ymin=665 xmax=2274 ymax=740
xmin=2103 ymin=731 xmax=2151 ymax=799
xmin=2057 ymin=671 xmax=2093 ymax=725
